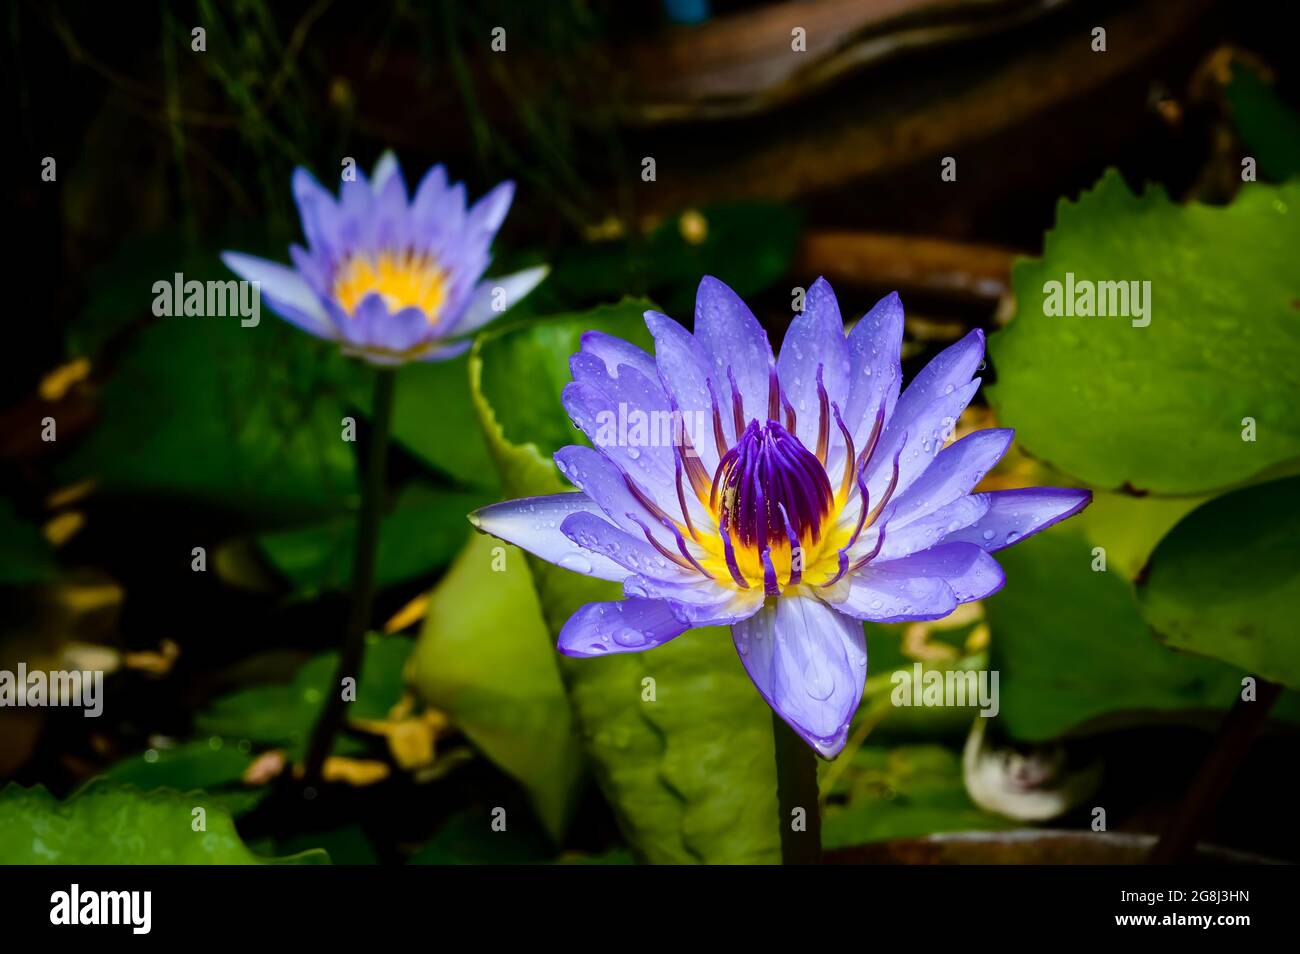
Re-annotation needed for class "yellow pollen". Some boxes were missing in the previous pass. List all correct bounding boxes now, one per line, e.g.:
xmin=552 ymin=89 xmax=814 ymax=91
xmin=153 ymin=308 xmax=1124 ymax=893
xmin=332 ymin=250 xmax=447 ymax=322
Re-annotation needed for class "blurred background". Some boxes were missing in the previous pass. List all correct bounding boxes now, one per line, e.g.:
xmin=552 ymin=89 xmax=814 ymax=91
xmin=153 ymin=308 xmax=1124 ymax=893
xmin=2 ymin=0 xmax=1297 ymax=864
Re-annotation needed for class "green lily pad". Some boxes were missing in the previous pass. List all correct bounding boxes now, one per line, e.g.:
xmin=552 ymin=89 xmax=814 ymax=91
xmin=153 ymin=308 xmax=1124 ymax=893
xmin=1136 ymin=476 xmax=1300 ymax=688
xmin=61 ymin=313 xmax=359 ymax=524
xmin=0 ymin=782 xmax=326 ymax=864
xmin=988 ymin=170 xmax=1300 ymax=495
xmin=985 ymin=525 xmax=1300 ymax=740
xmin=820 ymin=744 xmax=1013 ymax=848
xmin=469 ymin=303 xmax=781 ymax=864
xmin=410 ymin=533 xmax=584 ymax=842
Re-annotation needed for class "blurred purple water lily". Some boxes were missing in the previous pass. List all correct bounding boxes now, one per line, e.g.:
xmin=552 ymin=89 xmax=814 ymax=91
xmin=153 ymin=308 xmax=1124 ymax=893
xmin=222 ymin=153 xmax=546 ymax=365
xmin=470 ymin=277 xmax=1090 ymax=757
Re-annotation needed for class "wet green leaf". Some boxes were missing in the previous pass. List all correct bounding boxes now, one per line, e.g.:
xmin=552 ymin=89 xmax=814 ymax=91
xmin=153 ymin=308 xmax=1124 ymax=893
xmin=0 ymin=782 xmax=326 ymax=864
xmin=410 ymin=533 xmax=583 ymax=842
xmin=1137 ymin=477 xmax=1300 ymax=688
xmin=821 ymin=744 xmax=1012 ymax=847
xmin=985 ymin=526 xmax=1300 ymax=739
xmin=988 ymin=171 xmax=1300 ymax=494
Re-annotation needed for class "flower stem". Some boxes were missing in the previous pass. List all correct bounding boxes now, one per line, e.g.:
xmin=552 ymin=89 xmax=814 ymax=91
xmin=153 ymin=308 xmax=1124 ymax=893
xmin=1148 ymin=675 xmax=1282 ymax=863
xmin=772 ymin=712 xmax=822 ymax=864
xmin=302 ymin=367 xmax=397 ymax=786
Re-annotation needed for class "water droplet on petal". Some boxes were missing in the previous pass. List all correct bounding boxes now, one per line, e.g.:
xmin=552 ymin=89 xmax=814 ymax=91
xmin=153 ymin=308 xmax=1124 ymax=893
xmin=982 ymin=529 xmax=996 ymax=541
xmin=804 ymin=661 xmax=835 ymax=700
xmin=559 ymin=553 xmax=593 ymax=575
xmin=613 ymin=627 xmax=647 ymax=648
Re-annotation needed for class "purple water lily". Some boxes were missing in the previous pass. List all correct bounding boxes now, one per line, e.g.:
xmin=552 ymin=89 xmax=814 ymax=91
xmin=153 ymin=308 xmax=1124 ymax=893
xmin=222 ymin=153 xmax=546 ymax=365
xmin=470 ymin=277 xmax=1090 ymax=758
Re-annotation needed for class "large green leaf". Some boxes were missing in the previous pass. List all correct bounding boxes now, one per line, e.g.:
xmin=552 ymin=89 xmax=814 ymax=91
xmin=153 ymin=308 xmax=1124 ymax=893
xmin=985 ymin=526 xmax=1300 ymax=740
xmin=0 ymin=782 xmax=326 ymax=864
xmin=410 ymin=533 xmax=583 ymax=842
xmin=988 ymin=171 xmax=1300 ymax=495
xmin=469 ymin=302 xmax=781 ymax=864
xmin=1136 ymin=477 xmax=1300 ymax=688
xmin=258 ymin=485 xmax=488 ymax=596
xmin=62 ymin=314 xmax=359 ymax=523
xmin=821 ymin=745 xmax=1013 ymax=848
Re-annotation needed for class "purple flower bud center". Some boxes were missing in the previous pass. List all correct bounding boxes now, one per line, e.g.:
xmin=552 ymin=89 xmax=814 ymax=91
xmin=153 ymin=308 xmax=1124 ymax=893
xmin=716 ymin=419 xmax=834 ymax=551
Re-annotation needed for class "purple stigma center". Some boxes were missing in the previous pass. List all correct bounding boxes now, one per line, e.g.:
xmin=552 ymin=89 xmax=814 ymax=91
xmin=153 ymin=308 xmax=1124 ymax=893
xmin=716 ymin=419 xmax=834 ymax=552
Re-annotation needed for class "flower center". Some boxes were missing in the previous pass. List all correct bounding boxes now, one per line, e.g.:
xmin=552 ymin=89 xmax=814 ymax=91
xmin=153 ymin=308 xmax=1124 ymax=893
xmin=332 ymin=249 xmax=447 ymax=321
xmin=713 ymin=420 xmax=834 ymax=551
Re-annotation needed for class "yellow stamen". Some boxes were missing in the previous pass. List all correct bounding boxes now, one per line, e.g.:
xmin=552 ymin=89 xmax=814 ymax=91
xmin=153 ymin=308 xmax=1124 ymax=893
xmin=332 ymin=249 xmax=447 ymax=322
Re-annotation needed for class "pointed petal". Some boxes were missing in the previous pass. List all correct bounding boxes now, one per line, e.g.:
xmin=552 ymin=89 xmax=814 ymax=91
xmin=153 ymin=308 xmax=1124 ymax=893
xmin=888 ymin=428 xmax=1013 ymax=525
xmin=942 ymin=487 xmax=1092 ymax=551
xmin=579 ymin=330 xmax=657 ymax=380
xmin=844 ymin=291 xmax=904 ymax=444
xmin=778 ymin=277 xmax=850 ymax=449
xmin=560 ymin=511 xmax=692 ymax=582
xmin=557 ymin=599 xmax=689 ymax=657
xmin=449 ymin=266 xmax=548 ymax=336
xmin=732 ymin=596 xmax=866 ymax=758
xmin=469 ymin=494 xmax=629 ymax=581
xmin=220 ymin=251 xmax=332 ymax=337
xmin=644 ymin=310 xmax=721 ymax=474
xmin=693 ymin=276 xmax=774 ymax=428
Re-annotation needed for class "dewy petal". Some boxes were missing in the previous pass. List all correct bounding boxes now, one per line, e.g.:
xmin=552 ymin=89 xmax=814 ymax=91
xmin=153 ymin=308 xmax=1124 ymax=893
xmin=844 ymin=291 xmax=903 ymax=445
xmin=887 ymin=428 xmax=1013 ymax=526
xmin=562 ymin=377 xmax=688 ymax=512
xmin=875 ymin=494 xmax=990 ymax=561
xmin=824 ymin=567 xmax=957 ymax=623
xmin=579 ymin=330 xmax=657 ymax=380
xmin=557 ymin=598 xmax=690 ymax=657
xmin=693 ymin=276 xmax=774 ymax=428
xmin=732 ymin=596 xmax=866 ymax=758
xmin=890 ymin=328 xmax=984 ymax=437
xmin=622 ymin=574 xmax=763 ymax=624
xmin=553 ymin=445 xmax=695 ymax=549
xmin=644 ymin=310 xmax=722 ymax=474
xmin=827 ymin=541 xmax=1004 ymax=621
xmin=867 ymin=377 xmax=981 ymax=505
xmin=469 ymin=494 xmax=629 ymax=581
xmin=873 ymin=542 xmax=1005 ymax=601
xmin=560 ymin=511 xmax=693 ymax=582
xmin=778 ymin=277 xmax=850 ymax=451
xmin=448 ymin=266 xmax=548 ymax=336
xmin=942 ymin=487 xmax=1092 ymax=552
xmin=220 ymin=251 xmax=332 ymax=337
